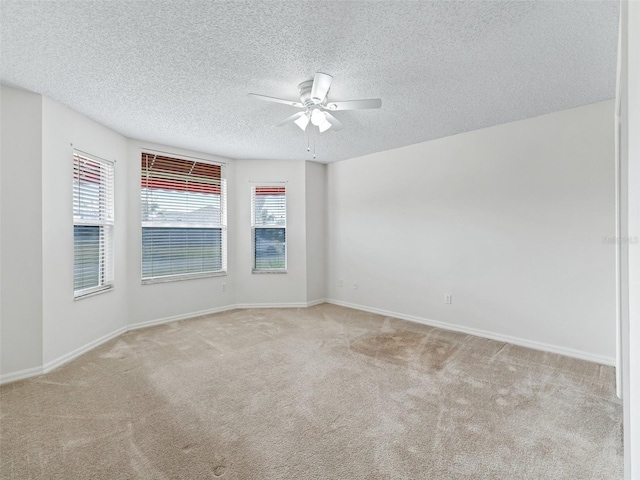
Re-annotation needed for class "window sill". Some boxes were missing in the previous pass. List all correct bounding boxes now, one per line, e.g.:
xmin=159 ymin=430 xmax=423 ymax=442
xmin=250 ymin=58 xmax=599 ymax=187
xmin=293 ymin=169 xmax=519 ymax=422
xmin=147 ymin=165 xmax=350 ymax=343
xmin=74 ymin=285 xmax=114 ymax=301
xmin=252 ymin=269 xmax=287 ymax=274
xmin=142 ymin=271 xmax=227 ymax=285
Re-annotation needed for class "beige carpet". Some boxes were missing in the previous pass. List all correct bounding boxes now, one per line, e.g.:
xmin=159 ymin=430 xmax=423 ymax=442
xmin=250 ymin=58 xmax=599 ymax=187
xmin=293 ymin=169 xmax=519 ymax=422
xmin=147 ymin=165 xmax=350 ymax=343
xmin=0 ymin=304 xmax=622 ymax=479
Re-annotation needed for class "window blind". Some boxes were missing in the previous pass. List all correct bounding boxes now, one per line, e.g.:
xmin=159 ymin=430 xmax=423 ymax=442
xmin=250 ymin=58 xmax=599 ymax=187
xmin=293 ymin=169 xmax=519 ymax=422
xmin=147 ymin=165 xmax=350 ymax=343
xmin=141 ymin=152 xmax=226 ymax=280
xmin=251 ymin=185 xmax=286 ymax=271
xmin=73 ymin=153 xmax=114 ymax=296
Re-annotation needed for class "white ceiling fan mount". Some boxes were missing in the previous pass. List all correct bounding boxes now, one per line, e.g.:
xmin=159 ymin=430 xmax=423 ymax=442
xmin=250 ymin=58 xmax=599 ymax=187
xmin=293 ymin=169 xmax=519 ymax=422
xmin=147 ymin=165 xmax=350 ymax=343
xmin=248 ymin=72 xmax=382 ymax=133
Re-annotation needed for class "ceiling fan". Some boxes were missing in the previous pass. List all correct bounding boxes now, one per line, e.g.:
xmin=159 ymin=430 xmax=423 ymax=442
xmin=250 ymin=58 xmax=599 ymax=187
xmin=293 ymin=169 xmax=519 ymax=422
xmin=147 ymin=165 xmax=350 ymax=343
xmin=248 ymin=72 xmax=382 ymax=133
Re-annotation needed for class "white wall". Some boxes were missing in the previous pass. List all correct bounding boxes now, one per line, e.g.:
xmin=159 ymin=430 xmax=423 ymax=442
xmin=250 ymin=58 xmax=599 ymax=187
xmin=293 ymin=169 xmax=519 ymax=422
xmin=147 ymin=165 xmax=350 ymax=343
xmin=234 ymin=159 xmax=308 ymax=306
xmin=0 ymin=88 xmax=319 ymax=382
xmin=0 ymin=87 xmax=43 ymax=377
xmin=125 ymin=141 xmax=235 ymax=326
xmin=305 ymin=161 xmax=327 ymax=303
xmin=0 ymin=86 xmax=619 ymax=382
xmin=40 ymin=96 xmax=129 ymax=367
xmin=328 ymin=100 xmax=616 ymax=364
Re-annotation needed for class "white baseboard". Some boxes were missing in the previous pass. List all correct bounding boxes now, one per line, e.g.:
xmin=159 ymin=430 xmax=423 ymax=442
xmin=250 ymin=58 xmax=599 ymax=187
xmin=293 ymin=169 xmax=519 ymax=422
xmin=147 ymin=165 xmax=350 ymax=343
xmin=306 ymin=298 xmax=328 ymax=307
xmin=5 ymin=297 xmax=608 ymax=385
xmin=127 ymin=305 xmax=237 ymax=331
xmin=42 ymin=326 xmax=128 ymax=374
xmin=0 ymin=366 xmax=43 ymax=385
xmin=326 ymin=299 xmax=615 ymax=366
xmin=0 ymin=300 xmax=328 ymax=385
xmin=235 ymin=299 xmax=327 ymax=309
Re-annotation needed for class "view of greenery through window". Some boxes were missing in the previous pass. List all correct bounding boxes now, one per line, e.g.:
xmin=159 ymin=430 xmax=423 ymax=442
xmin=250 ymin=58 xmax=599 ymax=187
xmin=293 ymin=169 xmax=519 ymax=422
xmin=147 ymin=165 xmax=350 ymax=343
xmin=73 ymin=225 xmax=101 ymax=290
xmin=142 ymin=227 xmax=222 ymax=277
xmin=255 ymin=227 xmax=286 ymax=269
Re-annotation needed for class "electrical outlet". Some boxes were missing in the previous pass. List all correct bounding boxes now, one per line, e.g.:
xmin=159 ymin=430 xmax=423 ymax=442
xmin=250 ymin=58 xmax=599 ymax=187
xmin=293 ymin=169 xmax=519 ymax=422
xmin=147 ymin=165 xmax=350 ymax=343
xmin=222 ymin=283 xmax=227 ymax=292
xmin=338 ymin=279 xmax=344 ymax=287
xmin=353 ymin=281 xmax=358 ymax=289
xmin=445 ymin=293 xmax=452 ymax=304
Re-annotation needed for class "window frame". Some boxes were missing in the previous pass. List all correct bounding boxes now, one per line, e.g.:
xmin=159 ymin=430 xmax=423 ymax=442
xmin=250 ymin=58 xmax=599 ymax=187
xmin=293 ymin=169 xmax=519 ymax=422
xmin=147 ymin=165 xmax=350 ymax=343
xmin=251 ymin=183 xmax=287 ymax=274
xmin=72 ymin=151 xmax=115 ymax=299
xmin=140 ymin=150 xmax=227 ymax=284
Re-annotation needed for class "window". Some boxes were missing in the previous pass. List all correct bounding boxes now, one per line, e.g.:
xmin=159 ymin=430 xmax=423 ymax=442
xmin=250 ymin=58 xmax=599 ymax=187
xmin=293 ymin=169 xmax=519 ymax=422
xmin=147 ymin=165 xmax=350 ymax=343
xmin=73 ymin=152 xmax=114 ymax=298
xmin=141 ymin=152 xmax=226 ymax=282
xmin=251 ymin=185 xmax=286 ymax=272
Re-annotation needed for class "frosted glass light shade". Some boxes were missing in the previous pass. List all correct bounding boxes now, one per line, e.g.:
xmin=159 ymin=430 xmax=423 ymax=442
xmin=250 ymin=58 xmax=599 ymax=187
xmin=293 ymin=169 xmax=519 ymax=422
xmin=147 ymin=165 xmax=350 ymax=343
xmin=310 ymin=108 xmax=326 ymax=126
xmin=294 ymin=114 xmax=310 ymax=130
xmin=318 ymin=120 xmax=332 ymax=132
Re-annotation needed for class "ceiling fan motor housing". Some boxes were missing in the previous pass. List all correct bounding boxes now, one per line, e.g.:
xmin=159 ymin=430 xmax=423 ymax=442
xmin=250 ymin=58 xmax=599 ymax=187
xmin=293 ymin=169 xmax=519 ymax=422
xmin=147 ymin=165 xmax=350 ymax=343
xmin=298 ymin=80 xmax=322 ymax=107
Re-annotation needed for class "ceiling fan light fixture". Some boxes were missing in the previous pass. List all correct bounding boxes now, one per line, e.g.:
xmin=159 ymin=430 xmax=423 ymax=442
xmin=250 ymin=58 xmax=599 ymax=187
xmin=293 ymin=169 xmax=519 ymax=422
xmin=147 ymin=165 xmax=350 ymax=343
xmin=318 ymin=120 xmax=332 ymax=133
xmin=248 ymin=72 xmax=382 ymax=134
xmin=310 ymin=108 xmax=326 ymax=126
xmin=294 ymin=113 xmax=310 ymax=131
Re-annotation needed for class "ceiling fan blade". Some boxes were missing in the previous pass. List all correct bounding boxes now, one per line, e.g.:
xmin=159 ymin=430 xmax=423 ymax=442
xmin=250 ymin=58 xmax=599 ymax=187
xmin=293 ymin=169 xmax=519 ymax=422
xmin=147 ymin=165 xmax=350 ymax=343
xmin=324 ymin=112 xmax=344 ymax=131
xmin=311 ymin=72 xmax=333 ymax=102
xmin=325 ymin=98 xmax=382 ymax=111
xmin=248 ymin=93 xmax=303 ymax=108
xmin=273 ymin=111 xmax=306 ymax=127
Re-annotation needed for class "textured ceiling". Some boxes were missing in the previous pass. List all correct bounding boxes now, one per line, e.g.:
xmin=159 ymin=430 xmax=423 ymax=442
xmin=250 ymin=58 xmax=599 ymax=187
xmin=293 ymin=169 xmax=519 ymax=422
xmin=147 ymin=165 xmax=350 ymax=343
xmin=0 ymin=1 xmax=619 ymax=163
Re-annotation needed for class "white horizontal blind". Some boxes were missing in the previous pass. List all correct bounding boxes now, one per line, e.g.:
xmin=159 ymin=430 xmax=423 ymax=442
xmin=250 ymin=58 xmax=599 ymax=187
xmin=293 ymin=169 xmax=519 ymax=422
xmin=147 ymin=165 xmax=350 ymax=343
xmin=251 ymin=185 xmax=286 ymax=271
xmin=73 ymin=152 xmax=114 ymax=296
xmin=141 ymin=152 xmax=226 ymax=280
